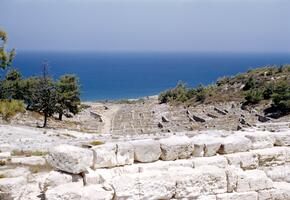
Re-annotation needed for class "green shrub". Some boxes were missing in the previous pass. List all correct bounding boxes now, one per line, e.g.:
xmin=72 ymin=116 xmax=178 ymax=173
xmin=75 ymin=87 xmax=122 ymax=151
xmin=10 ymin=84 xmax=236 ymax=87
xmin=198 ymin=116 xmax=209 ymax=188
xmin=0 ymin=100 xmax=25 ymax=120
xmin=158 ymin=82 xmax=188 ymax=103
xmin=271 ymin=81 xmax=290 ymax=111
xmin=245 ymin=90 xmax=263 ymax=104
xmin=263 ymin=84 xmax=274 ymax=99
xmin=195 ymin=84 xmax=206 ymax=102
xmin=243 ymin=77 xmax=256 ymax=91
xmin=217 ymin=76 xmax=230 ymax=86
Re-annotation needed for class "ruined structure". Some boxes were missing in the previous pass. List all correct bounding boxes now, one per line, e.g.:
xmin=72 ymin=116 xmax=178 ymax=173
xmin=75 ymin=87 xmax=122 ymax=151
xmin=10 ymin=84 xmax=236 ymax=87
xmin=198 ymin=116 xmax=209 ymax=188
xmin=1 ymin=122 xmax=290 ymax=199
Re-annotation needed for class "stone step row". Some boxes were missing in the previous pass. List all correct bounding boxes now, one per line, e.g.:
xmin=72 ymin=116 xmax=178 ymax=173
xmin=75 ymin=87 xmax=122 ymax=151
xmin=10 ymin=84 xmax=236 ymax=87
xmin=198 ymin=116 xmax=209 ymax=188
xmin=2 ymin=146 xmax=290 ymax=199
xmin=46 ymin=130 xmax=290 ymax=174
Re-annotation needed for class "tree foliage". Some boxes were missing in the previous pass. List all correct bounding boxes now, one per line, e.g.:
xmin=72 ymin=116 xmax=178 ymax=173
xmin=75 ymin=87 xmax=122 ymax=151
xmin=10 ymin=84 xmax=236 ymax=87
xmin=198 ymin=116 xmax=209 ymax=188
xmin=0 ymin=29 xmax=15 ymax=70
xmin=0 ymin=30 xmax=82 ymax=126
xmin=0 ymin=69 xmax=23 ymax=99
xmin=158 ymin=82 xmax=207 ymax=104
xmin=56 ymin=75 xmax=81 ymax=120
xmin=271 ymin=80 xmax=290 ymax=111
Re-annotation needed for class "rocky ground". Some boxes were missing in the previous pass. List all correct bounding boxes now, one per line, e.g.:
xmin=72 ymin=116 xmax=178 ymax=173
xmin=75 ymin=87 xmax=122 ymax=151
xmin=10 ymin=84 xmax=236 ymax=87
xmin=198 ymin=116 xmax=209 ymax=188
xmin=4 ymin=96 xmax=289 ymax=136
xmin=0 ymin=97 xmax=290 ymax=199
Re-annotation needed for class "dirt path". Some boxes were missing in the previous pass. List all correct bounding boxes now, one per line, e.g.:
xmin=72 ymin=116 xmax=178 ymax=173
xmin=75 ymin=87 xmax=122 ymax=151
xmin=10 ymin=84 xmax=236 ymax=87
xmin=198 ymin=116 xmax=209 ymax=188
xmin=100 ymin=104 xmax=121 ymax=134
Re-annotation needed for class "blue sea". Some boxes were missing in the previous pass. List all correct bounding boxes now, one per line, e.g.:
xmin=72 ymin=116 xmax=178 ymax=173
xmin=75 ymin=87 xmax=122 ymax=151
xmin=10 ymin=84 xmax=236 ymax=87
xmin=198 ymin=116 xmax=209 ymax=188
xmin=12 ymin=51 xmax=290 ymax=101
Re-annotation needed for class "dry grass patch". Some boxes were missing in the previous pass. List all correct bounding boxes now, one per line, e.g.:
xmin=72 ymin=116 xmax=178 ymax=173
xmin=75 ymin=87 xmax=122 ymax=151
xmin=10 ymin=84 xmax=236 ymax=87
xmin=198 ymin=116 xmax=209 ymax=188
xmin=90 ymin=140 xmax=105 ymax=146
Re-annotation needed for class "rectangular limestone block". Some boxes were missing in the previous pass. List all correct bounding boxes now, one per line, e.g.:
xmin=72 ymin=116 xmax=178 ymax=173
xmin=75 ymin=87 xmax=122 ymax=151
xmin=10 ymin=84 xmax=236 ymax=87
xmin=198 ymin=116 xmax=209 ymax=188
xmin=159 ymin=136 xmax=193 ymax=161
xmin=216 ymin=191 xmax=258 ymax=200
xmin=253 ymin=147 xmax=288 ymax=167
xmin=225 ymin=152 xmax=259 ymax=170
xmin=174 ymin=166 xmax=227 ymax=198
xmin=92 ymin=142 xmax=134 ymax=168
xmin=130 ymin=139 xmax=161 ymax=163
xmin=191 ymin=135 xmax=222 ymax=157
xmin=193 ymin=155 xmax=228 ymax=168
xmin=242 ymin=131 xmax=275 ymax=150
xmin=112 ymin=172 xmax=176 ymax=200
xmin=235 ymin=169 xmax=273 ymax=192
xmin=218 ymin=135 xmax=252 ymax=154
xmin=47 ymin=144 xmax=94 ymax=174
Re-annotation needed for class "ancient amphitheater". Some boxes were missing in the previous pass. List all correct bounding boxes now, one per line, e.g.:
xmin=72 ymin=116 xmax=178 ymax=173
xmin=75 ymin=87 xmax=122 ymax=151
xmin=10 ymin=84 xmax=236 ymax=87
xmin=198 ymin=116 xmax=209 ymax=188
xmin=1 ymin=120 xmax=290 ymax=199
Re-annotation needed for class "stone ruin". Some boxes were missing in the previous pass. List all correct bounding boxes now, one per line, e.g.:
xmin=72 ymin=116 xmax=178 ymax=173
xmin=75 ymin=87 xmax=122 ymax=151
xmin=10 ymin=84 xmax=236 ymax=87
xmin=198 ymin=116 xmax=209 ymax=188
xmin=1 ymin=127 xmax=290 ymax=199
xmin=110 ymin=100 xmax=265 ymax=135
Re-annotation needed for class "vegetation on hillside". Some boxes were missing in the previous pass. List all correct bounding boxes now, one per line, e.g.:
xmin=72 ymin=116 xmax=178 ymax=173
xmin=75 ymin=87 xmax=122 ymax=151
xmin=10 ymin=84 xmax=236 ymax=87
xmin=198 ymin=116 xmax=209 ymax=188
xmin=159 ymin=65 xmax=290 ymax=115
xmin=0 ymin=99 xmax=25 ymax=120
xmin=0 ymin=29 xmax=81 ymax=127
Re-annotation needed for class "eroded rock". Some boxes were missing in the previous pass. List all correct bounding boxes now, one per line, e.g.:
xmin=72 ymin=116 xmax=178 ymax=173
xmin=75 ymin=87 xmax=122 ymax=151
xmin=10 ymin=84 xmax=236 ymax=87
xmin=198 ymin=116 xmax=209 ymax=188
xmin=46 ymin=145 xmax=93 ymax=174
xmin=130 ymin=139 xmax=161 ymax=163
xmin=159 ymin=136 xmax=193 ymax=160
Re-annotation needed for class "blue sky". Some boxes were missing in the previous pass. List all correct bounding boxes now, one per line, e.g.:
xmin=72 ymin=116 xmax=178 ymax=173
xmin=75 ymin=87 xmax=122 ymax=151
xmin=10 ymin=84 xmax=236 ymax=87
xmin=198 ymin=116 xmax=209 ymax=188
xmin=0 ymin=0 xmax=290 ymax=52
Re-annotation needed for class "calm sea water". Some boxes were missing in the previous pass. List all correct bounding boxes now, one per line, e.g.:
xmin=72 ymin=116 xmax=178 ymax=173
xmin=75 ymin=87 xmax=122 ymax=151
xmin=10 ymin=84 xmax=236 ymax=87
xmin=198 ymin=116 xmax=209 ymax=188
xmin=12 ymin=51 xmax=290 ymax=101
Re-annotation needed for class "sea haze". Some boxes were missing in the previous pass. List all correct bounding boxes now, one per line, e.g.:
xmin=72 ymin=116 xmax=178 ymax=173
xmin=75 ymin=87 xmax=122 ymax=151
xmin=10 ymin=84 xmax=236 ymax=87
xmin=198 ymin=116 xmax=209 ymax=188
xmin=12 ymin=51 xmax=290 ymax=101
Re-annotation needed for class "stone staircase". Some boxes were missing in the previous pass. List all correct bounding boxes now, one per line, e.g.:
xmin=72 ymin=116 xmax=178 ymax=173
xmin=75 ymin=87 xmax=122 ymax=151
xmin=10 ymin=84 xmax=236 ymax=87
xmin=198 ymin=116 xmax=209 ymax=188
xmin=111 ymin=100 xmax=261 ymax=135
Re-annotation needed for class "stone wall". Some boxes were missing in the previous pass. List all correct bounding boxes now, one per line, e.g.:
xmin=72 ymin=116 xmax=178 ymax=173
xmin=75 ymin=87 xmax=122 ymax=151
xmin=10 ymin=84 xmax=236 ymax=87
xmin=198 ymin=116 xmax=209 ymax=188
xmin=1 ymin=129 xmax=290 ymax=199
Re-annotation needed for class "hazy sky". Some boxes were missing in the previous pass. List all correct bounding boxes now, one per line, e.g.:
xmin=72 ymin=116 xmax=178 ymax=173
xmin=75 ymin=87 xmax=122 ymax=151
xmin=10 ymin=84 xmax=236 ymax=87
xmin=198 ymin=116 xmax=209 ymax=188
xmin=1 ymin=0 xmax=290 ymax=52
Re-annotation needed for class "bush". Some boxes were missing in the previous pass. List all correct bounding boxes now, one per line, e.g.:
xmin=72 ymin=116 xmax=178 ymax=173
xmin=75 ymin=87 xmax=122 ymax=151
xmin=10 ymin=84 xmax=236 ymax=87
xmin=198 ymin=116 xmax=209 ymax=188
xmin=217 ymin=76 xmax=230 ymax=86
xmin=158 ymin=82 xmax=188 ymax=103
xmin=195 ymin=84 xmax=206 ymax=102
xmin=245 ymin=90 xmax=263 ymax=105
xmin=271 ymin=81 xmax=290 ymax=111
xmin=0 ymin=100 xmax=25 ymax=120
xmin=263 ymin=84 xmax=274 ymax=99
xmin=243 ymin=77 xmax=256 ymax=91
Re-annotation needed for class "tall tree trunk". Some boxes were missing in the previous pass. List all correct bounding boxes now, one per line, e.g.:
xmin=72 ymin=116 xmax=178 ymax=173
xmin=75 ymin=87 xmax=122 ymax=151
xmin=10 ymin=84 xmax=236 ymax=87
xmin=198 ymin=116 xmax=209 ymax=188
xmin=43 ymin=112 xmax=48 ymax=128
xmin=58 ymin=112 xmax=63 ymax=121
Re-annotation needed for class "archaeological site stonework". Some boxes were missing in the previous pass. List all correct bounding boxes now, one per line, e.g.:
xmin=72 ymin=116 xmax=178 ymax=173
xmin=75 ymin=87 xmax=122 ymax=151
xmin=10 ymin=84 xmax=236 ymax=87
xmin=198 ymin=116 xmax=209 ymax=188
xmin=1 ymin=122 xmax=290 ymax=199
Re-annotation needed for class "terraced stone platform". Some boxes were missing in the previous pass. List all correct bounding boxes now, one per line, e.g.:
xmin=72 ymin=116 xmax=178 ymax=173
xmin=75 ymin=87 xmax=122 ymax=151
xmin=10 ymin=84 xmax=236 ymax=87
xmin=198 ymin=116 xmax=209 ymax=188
xmin=1 ymin=126 xmax=290 ymax=199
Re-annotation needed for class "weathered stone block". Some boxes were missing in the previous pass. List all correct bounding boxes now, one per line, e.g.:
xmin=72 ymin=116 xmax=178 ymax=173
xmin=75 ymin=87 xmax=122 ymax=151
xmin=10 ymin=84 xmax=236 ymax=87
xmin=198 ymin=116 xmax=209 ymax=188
xmin=44 ymin=171 xmax=73 ymax=188
xmin=243 ymin=131 xmax=275 ymax=149
xmin=193 ymin=156 xmax=228 ymax=168
xmin=191 ymin=135 xmax=221 ymax=157
xmin=46 ymin=145 xmax=93 ymax=174
xmin=219 ymin=135 xmax=252 ymax=154
xmin=92 ymin=142 xmax=134 ymax=168
xmin=254 ymin=147 xmax=288 ymax=167
xmin=112 ymin=172 xmax=176 ymax=200
xmin=130 ymin=139 xmax=161 ymax=163
xmin=236 ymin=169 xmax=273 ymax=192
xmin=175 ymin=166 xmax=227 ymax=198
xmin=159 ymin=136 xmax=193 ymax=160
xmin=216 ymin=192 xmax=258 ymax=200
xmin=0 ymin=176 xmax=27 ymax=193
xmin=46 ymin=182 xmax=114 ymax=200
xmin=274 ymin=131 xmax=290 ymax=146
xmin=92 ymin=143 xmax=117 ymax=168
xmin=225 ymin=152 xmax=258 ymax=170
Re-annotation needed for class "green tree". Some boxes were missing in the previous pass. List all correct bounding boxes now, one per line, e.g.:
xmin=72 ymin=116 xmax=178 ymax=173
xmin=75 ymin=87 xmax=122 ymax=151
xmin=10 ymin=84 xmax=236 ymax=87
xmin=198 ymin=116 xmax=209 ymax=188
xmin=32 ymin=62 xmax=58 ymax=127
xmin=0 ymin=69 xmax=23 ymax=99
xmin=0 ymin=29 xmax=15 ymax=70
xmin=21 ymin=77 xmax=41 ymax=110
xmin=56 ymin=75 xmax=81 ymax=120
